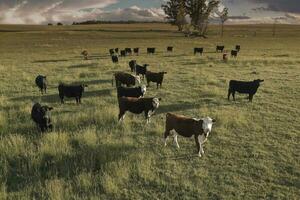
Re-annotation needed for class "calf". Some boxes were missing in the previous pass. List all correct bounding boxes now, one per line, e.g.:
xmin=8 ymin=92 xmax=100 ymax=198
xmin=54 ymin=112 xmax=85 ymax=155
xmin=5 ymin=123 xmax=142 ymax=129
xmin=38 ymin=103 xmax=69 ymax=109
xmin=216 ymin=45 xmax=225 ymax=53
xmin=231 ymin=50 xmax=238 ymax=57
xmin=129 ymin=60 xmax=137 ymax=72
xmin=117 ymin=85 xmax=146 ymax=98
xmin=228 ymin=79 xmax=264 ymax=102
xmin=146 ymin=71 xmax=167 ymax=89
xmin=31 ymin=103 xmax=53 ymax=132
xmin=135 ymin=64 xmax=149 ymax=79
xmin=118 ymin=97 xmax=161 ymax=123
xmin=35 ymin=75 xmax=47 ymax=94
xmin=109 ymin=49 xmax=115 ymax=56
xmin=167 ymin=46 xmax=173 ymax=52
xmin=125 ymin=48 xmax=132 ymax=55
xmin=81 ymin=50 xmax=88 ymax=60
xmin=112 ymin=55 xmax=119 ymax=63
xmin=194 ymin=48 xmax=204 ymax=55
xmin=58 ymin=84 xmax=87 ymax=104
xmin=134 ymin=48 xmax=139 ymax=55
xmin=164 ymin=113 xmax=216 ymax=157
xmin=236 ymin=45 xmax=241 ymax=52
xmin=113 ymin=72 xmax=141 ymax=87
xmin=120 ymin=50 xmax=126 ymax=57
xmin=147 ymin=48 xmax=156 ymax=54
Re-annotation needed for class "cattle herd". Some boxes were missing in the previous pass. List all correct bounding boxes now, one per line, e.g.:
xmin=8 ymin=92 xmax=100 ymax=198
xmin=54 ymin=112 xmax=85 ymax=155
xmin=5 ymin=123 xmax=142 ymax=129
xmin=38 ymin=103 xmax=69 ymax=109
xmin=32 ymin=45 xmax=264 ymax=157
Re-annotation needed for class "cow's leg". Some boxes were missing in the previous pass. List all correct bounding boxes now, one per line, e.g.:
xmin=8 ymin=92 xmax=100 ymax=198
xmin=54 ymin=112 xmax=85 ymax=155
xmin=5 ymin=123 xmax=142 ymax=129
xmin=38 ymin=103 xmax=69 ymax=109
xmin=164 ymin=128 xmax=171 ymax=147
xmin=173 ymin=132 xmax=180 ymax=148
xmin=232 ymin=91 xmax=236 ymax=101
xmin=227 ymin=89 xmax=231 ymax=100
xmin=59 ymin=95 xmax=64 ymax=104
xmin=118 ymin=110 xmax=126 ymax=122
xmin=75 ymin=97 xmax=79 ymax=104
xmin=194 ymin=135 xmax=201 ymax=157
xmin=145 ymin=111 xmax=151 ymax=124
xmin=198 ymin=135 xmax=205 ymax=155
xmin=157 ymin=83 xmax=159 ymax=89
xmin=249 ymin=94 xmax=254 ymax=102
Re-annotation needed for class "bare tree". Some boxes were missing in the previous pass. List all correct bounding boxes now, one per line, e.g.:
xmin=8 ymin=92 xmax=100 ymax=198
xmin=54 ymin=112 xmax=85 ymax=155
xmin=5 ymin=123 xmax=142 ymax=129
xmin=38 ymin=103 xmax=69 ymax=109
xmin=219 ymin=7 xmax=228 ymax=37
xmin=162 ymin=0 xmax=187 ymax=31
xmin=185 ymin=0 xmax=220 ymax=37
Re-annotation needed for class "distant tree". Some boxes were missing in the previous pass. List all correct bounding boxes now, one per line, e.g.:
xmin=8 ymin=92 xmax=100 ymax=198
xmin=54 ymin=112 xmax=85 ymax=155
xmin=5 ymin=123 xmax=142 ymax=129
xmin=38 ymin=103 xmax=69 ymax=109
xmin=48 ymin=23 xmax=53 ymax=26
xmin=57 ymin=22 xmax=63 ymax=26
xmin=162 ymin=0 xmax=187 ymax=31
xmin=185 ymin=0 xmax=220 ymax=37
xmin=219 ymin=7 xmax=228 ymax=37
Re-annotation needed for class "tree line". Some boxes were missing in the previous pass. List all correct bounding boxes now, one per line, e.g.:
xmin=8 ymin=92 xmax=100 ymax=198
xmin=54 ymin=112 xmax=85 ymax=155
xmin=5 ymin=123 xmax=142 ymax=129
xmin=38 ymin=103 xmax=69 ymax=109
xmin=162 ymin=0 xmax=228 ymax=37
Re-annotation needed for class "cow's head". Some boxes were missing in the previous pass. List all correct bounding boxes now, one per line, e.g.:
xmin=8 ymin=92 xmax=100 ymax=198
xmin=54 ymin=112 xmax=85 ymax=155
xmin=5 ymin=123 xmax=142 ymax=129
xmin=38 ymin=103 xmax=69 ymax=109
xmin=141 ymin=85 xmax=147 ymax=96
xmin=143 ymin=64 xmax=149 ymax=68
xmin=134 ymin=75 xmax=141 ymax=84
xmin=152 ymin=98 xmax=161 ymax=109
xmin=160 ymin=72 xmax=167 ymax=75
xmin=254 ymin=79 xmax=264 ymax=86
xmin=201 ymin=117 xmax=216 ymax=137
xmin=40 ymin=106 xmax=53 ymax=127
xmin=81 ymin=84 xmax=88 ymax=91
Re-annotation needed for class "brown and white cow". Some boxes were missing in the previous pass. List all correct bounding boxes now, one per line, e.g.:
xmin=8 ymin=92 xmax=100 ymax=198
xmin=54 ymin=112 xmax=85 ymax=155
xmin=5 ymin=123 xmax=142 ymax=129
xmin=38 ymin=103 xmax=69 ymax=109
xmin=164 ymin=113 xmax=216 ymax=157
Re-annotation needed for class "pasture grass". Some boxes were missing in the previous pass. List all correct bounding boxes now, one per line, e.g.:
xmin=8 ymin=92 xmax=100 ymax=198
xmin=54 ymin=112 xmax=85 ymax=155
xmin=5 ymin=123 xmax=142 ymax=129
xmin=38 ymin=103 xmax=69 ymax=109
xmin=0 ymin=23 xmax=299 ymax=199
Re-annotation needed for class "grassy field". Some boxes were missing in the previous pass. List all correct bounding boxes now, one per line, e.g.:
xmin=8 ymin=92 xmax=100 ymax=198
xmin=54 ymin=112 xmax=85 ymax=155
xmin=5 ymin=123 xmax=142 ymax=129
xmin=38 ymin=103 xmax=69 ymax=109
xmin=0 ymin=23 xmax=299 ymax=199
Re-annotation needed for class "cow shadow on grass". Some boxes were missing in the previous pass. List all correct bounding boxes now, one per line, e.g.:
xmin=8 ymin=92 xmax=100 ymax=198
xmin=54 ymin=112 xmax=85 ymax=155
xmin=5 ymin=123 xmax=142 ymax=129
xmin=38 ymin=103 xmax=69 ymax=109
xmin=6 ymin=142 xmax=135 ymax=195
xmin=32 ymin=59 xmax=69 ymax=63
xmin=68 ymin=63 xmax=99 ymax=69
xmin=10 ymin=89 xmax=113 ymax=104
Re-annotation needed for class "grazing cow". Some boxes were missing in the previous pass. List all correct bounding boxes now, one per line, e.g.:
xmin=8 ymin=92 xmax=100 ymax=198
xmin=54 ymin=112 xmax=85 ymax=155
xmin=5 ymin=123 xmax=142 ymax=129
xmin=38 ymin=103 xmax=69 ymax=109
xmin=145 ymin=71 xmax=167 ymax=89
xmin=81 ymin=50 xmax=88 ymax=60
xmin=147 ymin=48 xmax=156 ymax=54
xmin=117 ymin=85 xmax=146 ymax=98
xmin=167 ymin=46 xmax=173 ymax=52
xmin=228 ymin=79 xmax=264 ymax=102
xmin=135 ymin=64 xmax=149 ymax=79
xmin=115 ymin=48 xmax=119 ymax=54
xmin=216 ymin=45 xmax=225 ymax=53
xmin=58 ymin=84 xmax=88 ymax=104
xmin=120 ymin=50 xmax=126 ymax=57
xmin=164 ymin=113 xmax=216 ymax=157
xmin=129 ymin=60 xmax=137 ymax=72
xmin=31 ymin=103 xmax=53 ymax=132
xmin=231 ymin=50 xmax=238 ymax=57
xmin=35 ymin=75 xmax=47 ymax=94
xmin=134 ymin=48 xmax=139 ymax=55
xmin=113 ymin=72 xmax=141 ymax=87
xmin=109 ymin=49 xmax=115 ymax=56
xmin=118 ymin=97 xmax=161 ymax=123
xmin=111 ymin=55 xmax=119 ymax=63
xmin=125 ymin=48 xmax=132 ymax=55
xmin=194 ymin=48 xmax=204 ymax=55
xmin=236 ymin=45 xmax=241 ymax=52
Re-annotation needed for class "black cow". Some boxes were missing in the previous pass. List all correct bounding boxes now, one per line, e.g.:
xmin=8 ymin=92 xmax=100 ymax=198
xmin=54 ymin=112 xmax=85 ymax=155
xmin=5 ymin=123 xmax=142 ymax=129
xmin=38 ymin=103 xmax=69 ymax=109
xmin=117 ymin=85 xmax=146 ymax=98
xmin=118 ymin=97 xmax=161 ymax=123
xmin=167 ymin=46 xmax=173 ymax=52
xmin=58 ymin=84 xmax=88 ymax=104
xmin=216 ymin=45 xmax=225 ymax=53
xmin=147 ymin=48 xmax=156 ymax=54
xmin=125 ymin=48 xmax=132 ymax=55
xmin=145 ymin=71 xmax=167 ymax=89
xmin=236 ymin=45 xmax=241 ymax=52
xmin=120 ymin=50 xmax=126 ymax=57
xmin=35 ymin=75 xmax=47 ymax=94
xmin=134 ymin=48 xmax=139 ymax=55
xmin=129 ymin=60 xmax=137 ymax=72
xmin=31 ymin=103 xmax=53 ymax=132
xmin=194 ymin=48 xmax=204 ymax=55
xmin=228 ymin=79 xmax=264 ymax=102
xmin=113 ymin=72 xmax=141 ymax=87
xmin=112 ymin=55 xmax=119 ymax=63
xmin=231 ymin=50 xmax=238 ymax=57
xmin=135 ymin=64 xmax=149 ymax=79
xmin=109 ymin=49 xmax=114 ymax=56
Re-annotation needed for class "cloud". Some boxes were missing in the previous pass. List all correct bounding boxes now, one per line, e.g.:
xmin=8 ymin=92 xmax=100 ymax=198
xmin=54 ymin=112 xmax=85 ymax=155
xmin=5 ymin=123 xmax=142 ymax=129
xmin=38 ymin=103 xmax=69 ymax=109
xmin=249 ymin=0 xmax=300 ymax=13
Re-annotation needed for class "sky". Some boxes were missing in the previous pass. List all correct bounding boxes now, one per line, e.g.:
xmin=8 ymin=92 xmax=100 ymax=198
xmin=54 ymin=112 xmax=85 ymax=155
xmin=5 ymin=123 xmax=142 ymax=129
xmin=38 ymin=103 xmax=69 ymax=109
xmin=0 ymin=0 xmax=299 ymax=24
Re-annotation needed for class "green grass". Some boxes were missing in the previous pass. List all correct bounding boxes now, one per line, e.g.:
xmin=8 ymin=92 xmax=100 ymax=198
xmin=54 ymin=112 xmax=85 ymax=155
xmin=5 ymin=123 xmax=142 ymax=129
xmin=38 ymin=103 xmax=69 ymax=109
xmin=0 ymin=23 xmax=299 ymax=199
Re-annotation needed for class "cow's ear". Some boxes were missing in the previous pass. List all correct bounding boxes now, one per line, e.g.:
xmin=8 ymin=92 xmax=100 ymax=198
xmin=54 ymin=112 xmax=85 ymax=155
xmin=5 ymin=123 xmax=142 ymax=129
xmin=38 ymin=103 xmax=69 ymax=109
xmin=84 ymin=84 xmax=88 ymax=87
xmin=212 ymin=119 xmax=216 ymax=123
xmin=158 ymin=98 xmax=162 ymax=101
xmin=48 ymin=107 xmax=53 ymax=111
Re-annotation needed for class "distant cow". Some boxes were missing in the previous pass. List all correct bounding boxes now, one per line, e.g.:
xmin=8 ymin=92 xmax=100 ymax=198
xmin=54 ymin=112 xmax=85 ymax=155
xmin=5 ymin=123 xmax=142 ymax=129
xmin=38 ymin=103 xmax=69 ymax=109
xmin=118 ymin=97 xmax=161 ymax=123
xmin=135 ymin=64 xmax=149 ymax=79
xmin=58 ymin=84 xmax=88 ymax=104
xmin=129 ymin=60 xmax=137 ymax=72
xmin=109 ymin=49 xmax=115 ymax=56
xmin=120 ymin=50 xmax=126 ymax=57
xmin=81 ymin=50 xmax=88 ymax=60
xmin=117 ymin=85 xmax=146 ymax=98
xmin=134 ymin=48 xmax=139 ymax=55
xmin=236 ymin=45 xmax=241 ymax=52
xmin=31 ymin=103 xmax=53 ymax=132
xmin=35 ymin=75 xmax=47 ymax=94
xmin=125 ymin=48 xmax=132 ymax=55
xmin=194 ymin=48 xmax=204 ymax=55
xmin=231 ymin=50 xmax=238 ymax=57
xmin=113 ymin=72 xmax=141 ymax=87
xmin=164 ymin=113 xmax=216 ymax=157
xmin=167 ymin=46 xmax=173 ymax=52
xmin=112 ymin=55 xmax=119 ymax=63
xmin=147 ymin=48 xmax=156 ymax=54
xmin=216 ymin=45 xmax=225 ymax=53
xmin=228 ymin=79 xmax=264 ymax=102
xmin=146 ymin=71 xmax=167 ymax=89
